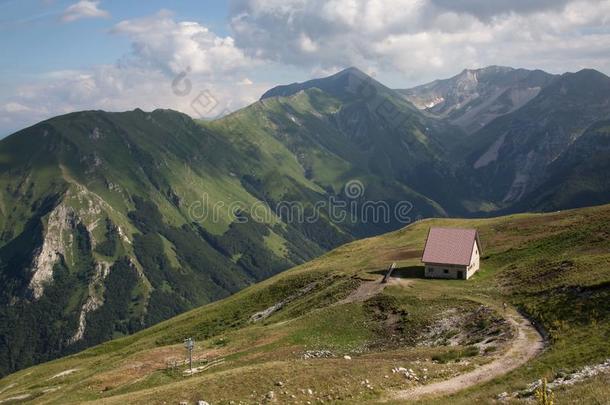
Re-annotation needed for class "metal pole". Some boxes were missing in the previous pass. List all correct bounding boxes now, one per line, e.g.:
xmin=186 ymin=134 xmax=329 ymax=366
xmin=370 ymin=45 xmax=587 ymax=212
xmin=184 ymin=338 xmax=194 ymax=373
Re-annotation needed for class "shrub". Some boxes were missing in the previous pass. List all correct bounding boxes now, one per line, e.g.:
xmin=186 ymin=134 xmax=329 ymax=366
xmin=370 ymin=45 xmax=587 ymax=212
xmin=535 ymin=378 xmax=555 ymax=405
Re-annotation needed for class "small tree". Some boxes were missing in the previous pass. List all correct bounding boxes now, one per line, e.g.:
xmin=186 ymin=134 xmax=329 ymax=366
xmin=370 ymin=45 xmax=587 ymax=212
xmin=535 ymin=378 xmax=555 ymax=405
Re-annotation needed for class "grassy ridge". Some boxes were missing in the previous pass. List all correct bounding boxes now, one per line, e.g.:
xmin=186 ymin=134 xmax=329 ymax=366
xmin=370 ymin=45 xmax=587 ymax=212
xmin=0 ymin=204 xmax=608 ymax=403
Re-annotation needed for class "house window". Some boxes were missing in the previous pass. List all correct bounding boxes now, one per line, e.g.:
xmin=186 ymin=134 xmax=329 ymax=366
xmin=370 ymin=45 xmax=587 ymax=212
xmin=443 ymin=269 xmax=449 ymax=274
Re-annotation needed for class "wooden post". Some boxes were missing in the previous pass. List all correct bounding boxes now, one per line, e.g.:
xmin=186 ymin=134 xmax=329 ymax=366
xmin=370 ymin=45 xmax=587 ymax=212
xmin=184 ymin=338 xmax=194 ymax=374
xmin=382 ymin=262 xmax=397 ymax=283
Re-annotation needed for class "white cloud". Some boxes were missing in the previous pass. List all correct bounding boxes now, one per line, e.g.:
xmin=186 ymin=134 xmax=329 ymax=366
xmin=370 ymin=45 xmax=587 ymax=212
xmin=3 ymin=1 xmax=610 ymax=135
xmin=229 ymin=0 xmax=610 ymax=83
xmin=111 ymin=10 xmax=258 ymax=76
xmin=429 ymin=0 xmax=574 ymax=20
xmin=1 ymin=102 xmax=32 ymax=113
xmin=0 ymin=12 xmax=269 ymax=135
xmin=61 ymin=0 xmax=110 ymax=22
xmin=0 ymin=64 xmax=270 ymax=135
xmin=236 ymin=78 xmax=254 ymax=85
xmin=299 ymin=33 xmax=318 ymax=53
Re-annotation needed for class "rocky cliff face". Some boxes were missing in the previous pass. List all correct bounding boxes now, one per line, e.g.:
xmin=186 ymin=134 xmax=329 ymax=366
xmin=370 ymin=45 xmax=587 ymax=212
xmin=465 ymin=69 xmax=610 ymax=208
xmin=398 ymin=66 xmax=556 ymax=133
xmin=27 ymin=202 xmax=76 ymax=299
xmin=514 ymin=119 xmax=610 ymax=211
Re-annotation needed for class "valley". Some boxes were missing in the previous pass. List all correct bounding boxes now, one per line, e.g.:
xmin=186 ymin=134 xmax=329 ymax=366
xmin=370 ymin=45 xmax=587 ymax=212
xmin=2 ymin=2 xmax=609 ymax=403
xmin=1 ymin=65 xmax=610 ymax=389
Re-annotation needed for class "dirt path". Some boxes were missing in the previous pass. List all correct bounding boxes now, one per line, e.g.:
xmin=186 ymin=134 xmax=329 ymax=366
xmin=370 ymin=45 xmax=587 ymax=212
xmin=336 ymin=280 xmax=385 ymax=305
xmin=335 ymin=277 xmax=413 ymax=305
xmin=388 ymin=310 xmax=545 ymax=402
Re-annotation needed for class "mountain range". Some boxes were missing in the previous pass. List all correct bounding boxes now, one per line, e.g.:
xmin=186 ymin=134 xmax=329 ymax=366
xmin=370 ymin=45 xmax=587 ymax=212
xmin=1 ymin=65 xmax=610 ymax=376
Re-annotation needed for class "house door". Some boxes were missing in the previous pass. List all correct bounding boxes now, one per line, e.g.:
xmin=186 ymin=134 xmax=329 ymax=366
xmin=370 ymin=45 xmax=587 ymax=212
xmin=457 ymin=270 xmax=464 ymax=279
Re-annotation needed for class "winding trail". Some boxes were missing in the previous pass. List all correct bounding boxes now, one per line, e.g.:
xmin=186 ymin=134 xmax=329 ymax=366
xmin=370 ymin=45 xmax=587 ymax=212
xmin=389 ymin=309 xmax=545 ymax=402
xmin=334 ymin=277 xmax=545 ymax=402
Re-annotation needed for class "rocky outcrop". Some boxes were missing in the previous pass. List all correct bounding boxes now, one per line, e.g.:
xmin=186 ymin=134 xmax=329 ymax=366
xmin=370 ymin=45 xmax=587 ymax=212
xmin=68 ymin=261 xmax=112 ymax=344
xmin=249 ymin=282 xmax=317 ymax=323
xmin=28 ymin=203 xmax=77 ymax=300
xmin=498 ymin=358 xmax=610 ymax=400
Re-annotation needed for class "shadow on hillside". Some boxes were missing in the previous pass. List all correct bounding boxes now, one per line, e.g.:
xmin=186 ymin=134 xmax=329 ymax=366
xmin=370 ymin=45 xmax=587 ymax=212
xmin=370 ymin=265 xmax=426 ymax=280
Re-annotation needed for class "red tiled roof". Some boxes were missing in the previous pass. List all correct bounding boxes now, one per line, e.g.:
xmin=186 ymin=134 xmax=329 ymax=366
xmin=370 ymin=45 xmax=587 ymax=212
xmin=421 ymin=227 xmax=480 ymax=266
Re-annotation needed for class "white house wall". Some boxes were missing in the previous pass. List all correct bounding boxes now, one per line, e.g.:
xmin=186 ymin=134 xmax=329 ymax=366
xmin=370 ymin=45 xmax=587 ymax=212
xmin=424 ymin=263 xmax=468 ymax=279
xmin=467 ymin=242 xmax=480 ymax=279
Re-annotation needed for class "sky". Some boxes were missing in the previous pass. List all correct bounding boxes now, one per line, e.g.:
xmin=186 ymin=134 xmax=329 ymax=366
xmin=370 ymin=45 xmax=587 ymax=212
xmin=1 ymin=0 xmax=609 ymax=136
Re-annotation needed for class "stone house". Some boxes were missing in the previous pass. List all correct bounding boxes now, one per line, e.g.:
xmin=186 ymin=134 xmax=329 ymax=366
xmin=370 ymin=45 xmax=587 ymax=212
xmin=421 ymin=227 xmax=481 ymax=280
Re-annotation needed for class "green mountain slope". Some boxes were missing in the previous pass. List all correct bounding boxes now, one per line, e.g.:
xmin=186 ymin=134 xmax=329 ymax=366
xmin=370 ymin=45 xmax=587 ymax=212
xmin=2 ymin=65 xmax=610 ymax=381
xmin=1 ymin=204 xmax=608 ymax=404
xmin=0 ymin=107 xmax=356 ymax=377
xmin=465 ymin=69 xmax=610 ymax=209
xmin=202 ymin=68 xmax=459 ymax=235
xmin=397 ymin=66 xmax=610 ymax=215
xmin=256 ymin=67 xmax=474 ymax=214
xmin=0 ymin=68 xmax=460 ymax=377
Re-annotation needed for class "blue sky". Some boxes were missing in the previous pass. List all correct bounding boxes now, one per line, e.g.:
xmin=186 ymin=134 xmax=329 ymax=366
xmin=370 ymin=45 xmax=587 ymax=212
xmin=1 ymin=0 xmax=609 ymax=136
xmin=1 ymin=1 xmax=291 ymax=81
xmin=0 ymin=1 xmax=229 ymax=75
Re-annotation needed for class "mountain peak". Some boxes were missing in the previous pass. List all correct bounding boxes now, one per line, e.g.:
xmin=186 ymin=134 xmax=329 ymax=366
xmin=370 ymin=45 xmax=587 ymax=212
xmin=336 ymin=66 xmax=368 ymax=77
xmin=548 ymin=68 xmax=610 ymax=92
xmin=461 ymin=65 xmax=514 ymax=75
xmin=260 ymin=66 xmax=383 ymax=100
xmin=565 ymin=68 xmax=609 ymax=81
